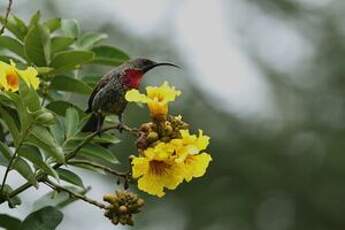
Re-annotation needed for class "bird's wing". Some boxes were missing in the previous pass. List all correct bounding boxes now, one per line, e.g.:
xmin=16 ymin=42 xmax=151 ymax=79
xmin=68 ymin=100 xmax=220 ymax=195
xmin=86 ymin=71 xmax=116 ymax=113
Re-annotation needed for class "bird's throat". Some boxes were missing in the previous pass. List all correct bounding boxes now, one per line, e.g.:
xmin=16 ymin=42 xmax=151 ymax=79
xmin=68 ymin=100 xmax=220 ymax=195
xmin=122 ymin=69 xmax=144 ymax=89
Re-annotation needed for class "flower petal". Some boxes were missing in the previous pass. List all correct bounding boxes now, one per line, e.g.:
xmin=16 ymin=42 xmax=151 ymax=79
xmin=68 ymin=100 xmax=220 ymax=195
xmin=137 ymin=174 xmax=166 ymax=197
xmin=183 ymin=153 xmax=212 ymax=182
xmin=125 ymin=89 xmax=149 ymax=103
xmin=131 ymin=157 xmax=149 ymax=178
xmin=18 ymin=67 xmax=39 ymax=89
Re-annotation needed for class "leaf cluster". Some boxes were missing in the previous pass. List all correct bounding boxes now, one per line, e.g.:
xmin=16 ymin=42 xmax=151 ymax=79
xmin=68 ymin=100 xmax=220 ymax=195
xmin=0 ymin=11 xmax=130 ymax=228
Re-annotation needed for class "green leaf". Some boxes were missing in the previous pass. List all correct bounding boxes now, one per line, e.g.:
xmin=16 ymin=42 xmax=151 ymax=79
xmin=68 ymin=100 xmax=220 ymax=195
xmin=71 ymin=132 xmax=120 ymax=145
xmin=0 ymin=141 xmax=11 ymax=166
xmin=24 ymin=24 xmax=50 ymax=66
xmin=7 ymin=91 xmax=32 ymax=131
xmin=46 ymin=101 xmax=83 ymax=117
xmin=0 ymin=184 xmax=22 ymax=208
xmin=0 ymin=214 xmax=22 ymax=230
xmin=64 ymin=107 xmax=79 ymax=138
xmin=82 ymin=75 xmax=101 ymax=87
xmin=27 ymin=126 xmax=65 ymax=163
xmin=50 ymin=50 xmax=94 ymax=72
xmin=33 ymin=186 xmax=87 ymax=211
xmin=91 ymin=45 xmax=129 ymax=66
xmin=50 ymin=75 xmax=92 ymax=95
xmin=0 ymin=36 xmax=25 ymax=58
xmin=43 ymin=18 xmax=61 ymax=33
xmin=0 ymin=140 xmax=37 ymax=187
xmin=28 ymin=11 xmax=41 ymax=29
xmin=0 ymin=56 xmax=24 ymax=64
xmin=51 ymin=36 xmax=75 ymax=53
xmin=21 ymin=206 xmax=63 ymax=230
xmin=79 ymin=143 xmax=118 ymax=164
xmin=19 ymin=81 xmax=41 ymax=112
xmin=61 ymin=19 xmax=80 ymax=38
xmin=49 ymin=119 xmax=65 ymax=145
xmin=0 ymin=106 xmax=20 ymax=144
xmin=0 ymin=15 xmax=28 ymax=41
xmin=56 ymin=168 xmax=84 ymax=188
xmin=13 ymin=157 xmax=38 ymax=187
xmin=19 ymin=145 xmax=59 ymax=180
xmin=76 ymin=32 xmax=108 ymax=50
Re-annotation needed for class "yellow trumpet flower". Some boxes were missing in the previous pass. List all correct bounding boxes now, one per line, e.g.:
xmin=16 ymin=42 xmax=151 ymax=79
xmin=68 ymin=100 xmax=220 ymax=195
xmin=0 ymin=61 xmax=39 ymax=92
xmin=125 ymin=81 xmax=181 ymax=119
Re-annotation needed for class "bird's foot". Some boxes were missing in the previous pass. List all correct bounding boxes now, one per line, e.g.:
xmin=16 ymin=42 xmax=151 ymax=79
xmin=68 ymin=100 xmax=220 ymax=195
xmin=117 ymin=122 xmax=126 ymax=133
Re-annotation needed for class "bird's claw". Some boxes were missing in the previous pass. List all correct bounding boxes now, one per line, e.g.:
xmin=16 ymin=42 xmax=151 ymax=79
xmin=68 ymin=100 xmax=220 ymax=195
xmin=117 ymin=123 xmax=125 ymax=133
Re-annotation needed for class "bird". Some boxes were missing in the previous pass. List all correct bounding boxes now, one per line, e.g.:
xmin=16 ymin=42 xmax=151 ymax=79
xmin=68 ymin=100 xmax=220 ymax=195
xmin=82 ymin=58 xmax=180 ymax=133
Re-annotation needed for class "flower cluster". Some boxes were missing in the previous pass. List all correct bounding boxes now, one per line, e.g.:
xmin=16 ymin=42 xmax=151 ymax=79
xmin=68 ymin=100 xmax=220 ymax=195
xmin=103 ymin=191 xmax=144 ymax=226
xmin=0 ymin=61 xmax=40 ymax=92
xmin=126 ymin=82 xmax=212 ymax=197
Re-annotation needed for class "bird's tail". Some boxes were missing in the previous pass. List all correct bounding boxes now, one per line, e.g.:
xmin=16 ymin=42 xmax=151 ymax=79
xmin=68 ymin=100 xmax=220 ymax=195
xmin=82 ymin=113 xmax=105 ymax=132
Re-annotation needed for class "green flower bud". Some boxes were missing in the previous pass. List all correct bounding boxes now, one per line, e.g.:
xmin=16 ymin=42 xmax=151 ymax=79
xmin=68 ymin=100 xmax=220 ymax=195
xmin=147 ymin=131 xmax=159 ymax=142
xmin=164 ymin=125 xmax=173 ymax=135
xmin=35 ymin=112 xmax=55 ymax=125
xmin=103 ymin=193 xmax=116 ymax=203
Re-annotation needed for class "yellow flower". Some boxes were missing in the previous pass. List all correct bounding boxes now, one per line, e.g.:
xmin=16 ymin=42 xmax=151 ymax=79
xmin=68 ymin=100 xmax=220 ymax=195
xmin=131 ymin=142 xmax=184 ymax=197
xmin=132 ymin=129 xmax=212 ymax=197
xmin=0 ymin=61 xmax=39 ymax=92
xmin=182 ymin=153 xmax=212 ymax=182
xmin=170 ymin=129 xmax=212 ymax=182
xmin=171 ymin=129 xmax=210 ymax=162
xmin=126 ymin=81 xmax=181 ymax=119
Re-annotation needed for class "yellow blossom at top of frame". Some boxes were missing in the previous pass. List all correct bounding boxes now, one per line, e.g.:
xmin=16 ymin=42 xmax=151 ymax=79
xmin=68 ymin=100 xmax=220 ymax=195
xmin=0 ymin=60 xmax=39 ymax=92
xmin=125 ymin=81 xmax=181 ymax=119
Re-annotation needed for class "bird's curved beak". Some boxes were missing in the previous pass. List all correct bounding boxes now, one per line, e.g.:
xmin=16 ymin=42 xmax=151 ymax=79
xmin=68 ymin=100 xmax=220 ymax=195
xmin=143 ymin=62 xmax=181 ymax=73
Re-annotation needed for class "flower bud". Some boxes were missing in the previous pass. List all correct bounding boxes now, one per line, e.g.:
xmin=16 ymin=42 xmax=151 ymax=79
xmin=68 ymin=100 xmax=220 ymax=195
xmin=118 ymin=205 xmax=128 ymax=214
xmin=147 ymin=131 xmax=159 ymax=142
xmin=137 ymin=198 xmax=144 ymax=207
xmin=126 ymin=217 xmax=134 ymax=226
xmin=164 ymin=125 xmax=173 ymax=136
xmin=32 ymin=109 xmax=55 ymax=125
xmin=103 ymin=193 xmax=116 ymax=203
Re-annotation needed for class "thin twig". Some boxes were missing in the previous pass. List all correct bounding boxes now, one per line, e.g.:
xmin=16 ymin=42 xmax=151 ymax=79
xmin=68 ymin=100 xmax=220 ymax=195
xmin=0 ymin=0 xmax=13 ymax=35
xmin=67 ymin=159 xmax=128 ymax=178
xmin=0 ymin=146 xmax=20 ymax=193
xmin=44 ymin=179 xmax=106 ymax=209
xmin=0 ymin=123 xmax=137 ymax=205
xmin=0 ymin=124 xmax=31 ymax=194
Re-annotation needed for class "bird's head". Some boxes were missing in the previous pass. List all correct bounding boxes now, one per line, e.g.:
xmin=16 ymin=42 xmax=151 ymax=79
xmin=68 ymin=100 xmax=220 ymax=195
xmin=121 ymin=58 xmax=180 ymax=89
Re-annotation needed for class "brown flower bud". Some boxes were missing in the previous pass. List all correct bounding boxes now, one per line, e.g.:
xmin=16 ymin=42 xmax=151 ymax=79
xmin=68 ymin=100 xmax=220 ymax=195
xmin=118 ymin=205 xmax=128 ymax=214
xmin=103 ymin=191 xmax=144 ymax=226
xmin=137 ymin=198 xmax=145 ymax=207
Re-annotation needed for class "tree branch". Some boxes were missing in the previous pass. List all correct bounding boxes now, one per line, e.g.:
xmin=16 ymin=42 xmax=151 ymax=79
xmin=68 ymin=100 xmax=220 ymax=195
xmin=44 ymin=179 xmax=106 ymax=209
xmin=0 ymin=0 xmax=13 ymax=35
xmin=0 ymin=123 xmax=137 ymax=205
xmin=67 ymin=159 xmax=128 ymax=178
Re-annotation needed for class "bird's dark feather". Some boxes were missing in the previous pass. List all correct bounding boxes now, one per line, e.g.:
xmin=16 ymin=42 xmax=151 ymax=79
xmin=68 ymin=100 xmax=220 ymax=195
xmin=86 ymin=69 xmax=118 ymax=113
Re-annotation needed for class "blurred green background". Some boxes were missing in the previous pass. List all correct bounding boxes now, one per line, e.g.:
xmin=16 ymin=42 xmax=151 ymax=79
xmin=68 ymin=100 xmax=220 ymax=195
xmin=2 ymin=0 xmax=345 ymax=229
